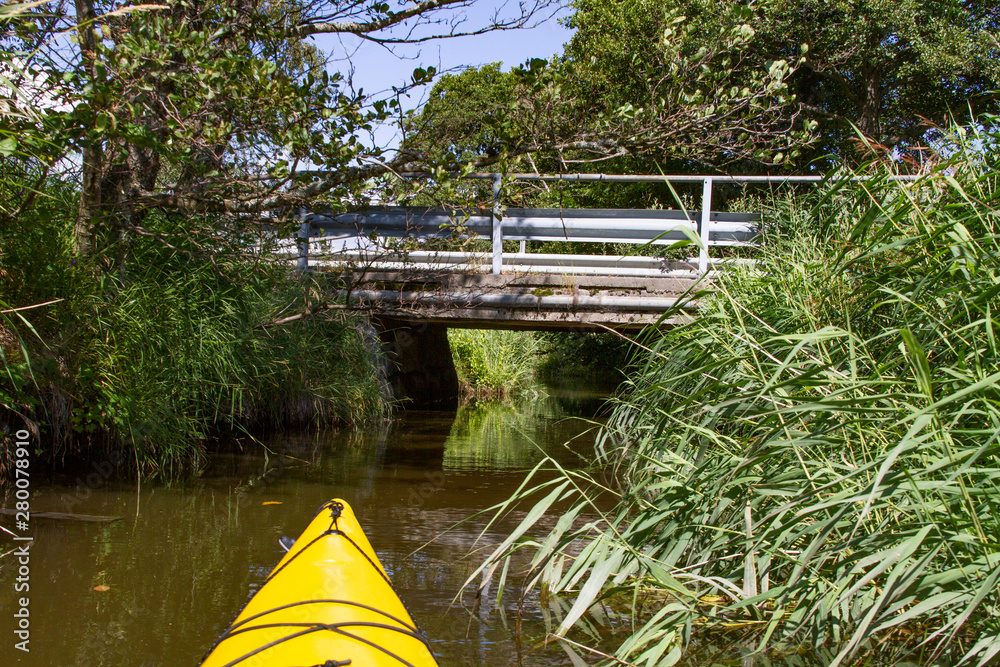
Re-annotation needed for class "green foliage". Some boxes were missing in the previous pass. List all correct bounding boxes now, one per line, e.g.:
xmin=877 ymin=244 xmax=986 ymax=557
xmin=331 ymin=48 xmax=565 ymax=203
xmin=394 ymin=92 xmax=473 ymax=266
xmin=403 ymin=63 xmax=519 ymax=163
xmin=2 ymin=0 xmax=501 ymax=476
xmin=538 ymin=332 xmax=634 ymax=385
xmin=91 ymin=263 xmax=387 ymax=472
xmin=1 ymin=0 xmax=548 ymax=271
xmin=751 ymin=0 xmax=999 ymax=156
xmin=565 ymin=0 xmax=999 ymax=164
xmin=565 ymin=0 xmax=809 ymax=163
xmin=0 ymin=157 xmax=388 ymax=476
xmin=448 ymin=327 xmax=632 ymax=398
xmin=477 ymin=123 xmax=1000 ymax=665
xmin=402 ymin=0 xmax=812 ymax=175
xmin=448 ymin=329 xmax=542 ymax=395
xmin=403 ymin=0 xmax=998 ymax=174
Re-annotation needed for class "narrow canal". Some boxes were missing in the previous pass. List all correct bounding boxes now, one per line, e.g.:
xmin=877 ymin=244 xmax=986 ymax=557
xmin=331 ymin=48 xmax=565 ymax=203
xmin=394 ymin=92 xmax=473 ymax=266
xmin=1 ymin=382 xmax=610 ymax=665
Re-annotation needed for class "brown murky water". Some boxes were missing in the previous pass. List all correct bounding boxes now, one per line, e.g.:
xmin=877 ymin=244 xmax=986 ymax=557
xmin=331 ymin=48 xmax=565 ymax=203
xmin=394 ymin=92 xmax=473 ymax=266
xmin=0 ymin=384 xmax=611 ymax=666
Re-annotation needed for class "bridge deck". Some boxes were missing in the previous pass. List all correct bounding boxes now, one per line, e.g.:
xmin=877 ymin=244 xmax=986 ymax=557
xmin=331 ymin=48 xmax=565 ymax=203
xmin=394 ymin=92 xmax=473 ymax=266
xmin=329 ymin=270 xmax=700 ymax=331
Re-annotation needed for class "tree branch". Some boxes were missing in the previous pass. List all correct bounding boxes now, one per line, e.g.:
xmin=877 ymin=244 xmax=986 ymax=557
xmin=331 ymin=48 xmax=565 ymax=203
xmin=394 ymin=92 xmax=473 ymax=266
xmin=292 ymin=0 xmax=557 ymax=39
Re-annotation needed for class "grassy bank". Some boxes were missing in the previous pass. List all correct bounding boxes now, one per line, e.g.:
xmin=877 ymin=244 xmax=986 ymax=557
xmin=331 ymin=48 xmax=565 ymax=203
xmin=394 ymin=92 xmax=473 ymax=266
xmin=448 ymin=329 xmax=542 ymax=398
xmin=448 ymin=329 xmax=632 ymax=398
xmin=478 ymin=126 xmax=1000 ymax=665
xmin=0 ymin=165 xmax=389 ymax=479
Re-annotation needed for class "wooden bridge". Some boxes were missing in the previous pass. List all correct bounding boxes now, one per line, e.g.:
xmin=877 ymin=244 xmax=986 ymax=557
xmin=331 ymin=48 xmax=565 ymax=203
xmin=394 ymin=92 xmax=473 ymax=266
xmin=287 ymin=172 xmax=821 ymax=408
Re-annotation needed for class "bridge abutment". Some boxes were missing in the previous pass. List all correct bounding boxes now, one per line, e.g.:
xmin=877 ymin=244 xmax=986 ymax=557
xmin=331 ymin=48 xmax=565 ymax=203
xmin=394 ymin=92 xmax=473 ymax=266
xmin=374 ymin=317 xmax=459 ymax=411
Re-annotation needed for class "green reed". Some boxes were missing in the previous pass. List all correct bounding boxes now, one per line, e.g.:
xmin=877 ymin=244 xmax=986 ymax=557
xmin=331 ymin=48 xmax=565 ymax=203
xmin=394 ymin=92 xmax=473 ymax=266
xmin=476 ymin=123 xmax=1000 ymax=666
xmin=449 ymin=328 xmax=543 ymax=396
xmin=1 ymin=192 xmax=389 ymax=477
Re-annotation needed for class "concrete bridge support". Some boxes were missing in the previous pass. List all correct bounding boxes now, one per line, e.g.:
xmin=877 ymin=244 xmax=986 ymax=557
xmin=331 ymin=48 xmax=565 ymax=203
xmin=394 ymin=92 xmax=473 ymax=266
xmin=373 ymin=317 xmax=459 ymax=411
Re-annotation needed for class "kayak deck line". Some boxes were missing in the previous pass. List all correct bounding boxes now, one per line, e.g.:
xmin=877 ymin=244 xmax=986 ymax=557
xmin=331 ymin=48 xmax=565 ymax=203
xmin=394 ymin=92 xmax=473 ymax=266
xmin=258 ymin=500 xmax=394 ymax=592
xmin=201 ymin=499 xmax=439 ymax=667
xmin=223 ymin=598 xmax=421 ymax=636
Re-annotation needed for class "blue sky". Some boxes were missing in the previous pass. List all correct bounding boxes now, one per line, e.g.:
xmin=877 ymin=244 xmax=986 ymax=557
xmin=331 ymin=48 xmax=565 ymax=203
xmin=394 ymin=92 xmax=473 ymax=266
xmin=309 ymin=2 xmax=575 ymax=148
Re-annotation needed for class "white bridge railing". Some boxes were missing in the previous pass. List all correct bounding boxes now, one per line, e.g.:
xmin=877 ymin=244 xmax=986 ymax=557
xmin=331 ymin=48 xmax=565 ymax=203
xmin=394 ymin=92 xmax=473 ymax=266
xmin=292 ymin=173 xmax=899 ymax=277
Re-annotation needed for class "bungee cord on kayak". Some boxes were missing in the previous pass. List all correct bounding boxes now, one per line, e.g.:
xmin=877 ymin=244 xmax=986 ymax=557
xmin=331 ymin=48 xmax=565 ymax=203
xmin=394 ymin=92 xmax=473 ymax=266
xmin=258 ymin=501 xmax=398 ymax=592
xmin=200 ymin=499 xmax=439 ymax=667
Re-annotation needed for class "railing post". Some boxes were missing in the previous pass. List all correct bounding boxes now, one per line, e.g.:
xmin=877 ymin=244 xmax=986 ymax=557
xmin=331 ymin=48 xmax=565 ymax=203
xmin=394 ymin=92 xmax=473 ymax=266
xmin=491 ymin=173 xmax=502 ymax=275
xmin=699 ymin=177 xmax=713 ymax=275
xmin=296 ymin=211 xmax=310 ymax=272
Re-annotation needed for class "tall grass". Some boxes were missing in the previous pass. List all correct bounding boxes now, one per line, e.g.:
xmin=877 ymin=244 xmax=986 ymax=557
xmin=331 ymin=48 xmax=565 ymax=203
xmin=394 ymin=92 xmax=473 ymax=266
xmin=476 ymin=124 xmax=1000 ymax=665
xmin=0 ymin=184 xmax=390 ymax=477
xmin=449 ymin=328 xmax=542 ymax=397
xmin=89 ymin=262 xmax=389 ymax=473
xmin=449 ymin=329 xmax=631 ymax=397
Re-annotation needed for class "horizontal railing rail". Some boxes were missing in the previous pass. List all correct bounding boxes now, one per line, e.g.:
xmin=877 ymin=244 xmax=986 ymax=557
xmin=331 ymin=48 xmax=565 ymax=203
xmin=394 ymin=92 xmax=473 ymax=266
xmin=295 ymin=172 xmax=920 ymax=275
xmin=303 ymin=207 xmax=759 ymax=243
xmin=293 ymin=249 xmax=753 ymax=278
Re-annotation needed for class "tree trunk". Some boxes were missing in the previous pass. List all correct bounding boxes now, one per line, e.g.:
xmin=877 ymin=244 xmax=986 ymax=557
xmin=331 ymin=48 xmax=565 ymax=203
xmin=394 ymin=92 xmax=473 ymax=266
xmin=74 ymin=0 xmax=102 ymax=257
xmin=856 ymin=64 xmax=884 ymax=145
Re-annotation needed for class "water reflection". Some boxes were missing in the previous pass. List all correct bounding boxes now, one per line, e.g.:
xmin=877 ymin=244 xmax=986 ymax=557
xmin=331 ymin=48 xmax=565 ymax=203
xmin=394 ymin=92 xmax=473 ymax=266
xmin=443 ymin=391 xmax=603 ymax=471
xmin=0 ymin=383 xmax=610 ymax=666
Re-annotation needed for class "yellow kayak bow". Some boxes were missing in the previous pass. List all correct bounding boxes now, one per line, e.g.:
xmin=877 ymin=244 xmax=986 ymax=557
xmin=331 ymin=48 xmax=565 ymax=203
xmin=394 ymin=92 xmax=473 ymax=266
xmin=202 ymin=499 xmax=438 ymax=667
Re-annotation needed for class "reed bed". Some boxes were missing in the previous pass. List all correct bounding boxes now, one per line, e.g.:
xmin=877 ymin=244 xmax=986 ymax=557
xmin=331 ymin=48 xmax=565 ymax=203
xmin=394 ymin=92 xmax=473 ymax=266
xmin=449 ymin=329 xmax=543 ymax=396
xmin=477 ymin=125 xmax=1000 ymax=665
xmin=1 ymin=194 xmax=390 ymax=477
